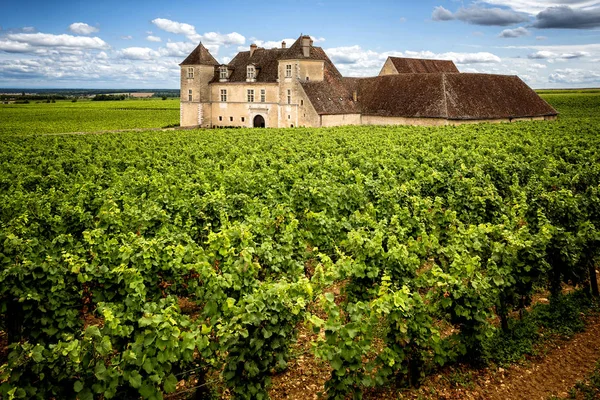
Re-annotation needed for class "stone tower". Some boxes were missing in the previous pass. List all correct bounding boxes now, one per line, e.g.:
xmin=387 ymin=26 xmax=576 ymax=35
xmin=179 ymin=43 xmax=218 ymax=128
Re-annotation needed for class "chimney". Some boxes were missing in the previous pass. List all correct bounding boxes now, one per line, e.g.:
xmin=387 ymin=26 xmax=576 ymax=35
xmin=353 ymin=90 xmax=358 ymax=102
xmin=250 ymin=43 xmax=257 ymax=57
xmin=282 ymin=41 xmax=286 ymax=49
xmin=301 ymin=35 xmax=311 ymax=58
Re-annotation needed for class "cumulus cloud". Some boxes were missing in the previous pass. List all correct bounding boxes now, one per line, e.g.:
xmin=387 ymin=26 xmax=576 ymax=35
xmin=499 ymin=27 xmax=530 ymax=37
xmin=147 ymin=35 xmax=161 ymax=42
xmin=481 ymin=0 xmax=599 ymax=15
xmin=119 ymin=47 xmax=160 ymax=60
xmin=158 ymin=41 xmax=197 ymax=57
xmin=324 ymin=45 xmax=502 ymax=77
xmin=152 ymin=18 xmax=197 ymax=38
xmin=432 ymin=5 xmax=529 ymax=26
xmin=528 ymin=50 xmax=589 ymax=60
xmin=6 ymin=32 xmax=108 ymax=49
xmin=69 ymin=22 xmax=99 ymax=35
xmin=151 ymin=17 xmax=245 ymax=47
xmin=0 ymin=39 xmax=32 ymax=53
xmin=121 ymin=35 xmax=133 ymax=40
xmin=549 ymin=68 xmax=600 ymax=84
xmin=533 ymin=6 xmax=600 ymax=29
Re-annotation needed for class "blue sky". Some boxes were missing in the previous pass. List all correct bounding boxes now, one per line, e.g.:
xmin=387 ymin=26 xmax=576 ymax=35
xmin=1 ymin=0 xmax=599 ymax=88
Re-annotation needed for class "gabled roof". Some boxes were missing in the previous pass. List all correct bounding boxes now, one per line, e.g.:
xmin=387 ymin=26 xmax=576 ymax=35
xmin=180 ymin=43 xmax=219 ymax=66
xmin=219 ymin=47 xmax=287 ymax=82
xmin=211 ymin=36 xmax=337 ymax=83
xmin=387 ymin=57 xmax=459 ymax=74
xmin=303 ymin=73 xmax=557 ymax=119
xmin=280 ymin=35 xmax=330 ymax=60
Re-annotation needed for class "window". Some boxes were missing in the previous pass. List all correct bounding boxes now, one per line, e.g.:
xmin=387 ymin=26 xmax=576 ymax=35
xmin=219 ymin=116 xmax=223 ymax=121
xmin=247 ymin=65 xmax=255 ymax=80
xmin=288 ymin=115 xmax=291 ymax=120
xmin=241 ymin=117 xmax=245 ymax=122
xmin=287 ymin=89 xmax=291 ymax=105
xmin=300 ymin=99 xmax=303 ymax=106
xmin=187 ymin=67 xmax=194 ymax=79
xmin=219 ymin=67 xmax=228 ymax=80
xmin=230 ymin=117 xmax=233 ymax=122
xmin=188 ymin=89 xmax=192 ymax=101
xmin=260 ymin=89 xmax=266 ymax=103
xmin=286 ymin=64 xmax=292 ymax=77
xmin=247 ymin=89 xmax=255 ymax=103
xmin=220 ymin=89 xmax=227 ymax=102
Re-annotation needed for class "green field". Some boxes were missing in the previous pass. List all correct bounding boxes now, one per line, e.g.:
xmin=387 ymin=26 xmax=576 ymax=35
xmin=0 ymin=99 xmax=180 ymax=135
xmin=1 ymin=94 xmax=600 ymax=399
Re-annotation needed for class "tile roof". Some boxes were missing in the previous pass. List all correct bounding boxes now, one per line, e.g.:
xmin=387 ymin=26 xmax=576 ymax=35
xmin=388 ymin=57 xmax=459 ymax=74
xmin=221 ymin=47 xmax=287 ymax=82
xmin=208 ymin=35 xmax=334 ymax=83
xmin=303 ymin=73 xmax=557 ymax=119
xmin=180 ymin=43 xmax=219 ymax=66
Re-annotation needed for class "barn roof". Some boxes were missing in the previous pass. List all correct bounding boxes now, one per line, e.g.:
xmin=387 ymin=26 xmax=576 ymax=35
xmin=303 ymin=73 xmax=557 ymax=119
xmin=387 ymin=57 xmax=459 ymax=74
xmin=180 ymin=43 xmax=219 ymax=66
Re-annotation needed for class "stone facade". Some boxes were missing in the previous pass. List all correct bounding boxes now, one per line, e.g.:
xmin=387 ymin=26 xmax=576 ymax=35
xmin=179 ymin=35 xmax=558 ymax=128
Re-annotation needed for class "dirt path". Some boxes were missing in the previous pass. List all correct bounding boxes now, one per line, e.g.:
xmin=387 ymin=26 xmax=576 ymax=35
xmin=478 ymin=314 xmax=600 ymax=400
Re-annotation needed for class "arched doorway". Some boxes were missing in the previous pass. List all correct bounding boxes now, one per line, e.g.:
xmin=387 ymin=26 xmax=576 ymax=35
xmin=253 ymin=115 xmax=265 ymax=128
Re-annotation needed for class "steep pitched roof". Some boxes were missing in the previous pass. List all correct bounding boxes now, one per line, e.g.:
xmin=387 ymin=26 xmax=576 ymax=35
xmin=219 ymin=47 xmax=287 ymax=83
xmin=213 ymin=37 xmax=338 ymax=83
xmin=388 ymin=57 xmax=459 ymax=74
xmin=180 ymin=43 xmax=219 ymax=66
xmin=280 ymin=35 xmax=330 ymax=60
xmin=443 ymin=73 xmax=557 ymax=119
xmin=303 ymin=73 xmax=557 ymax=119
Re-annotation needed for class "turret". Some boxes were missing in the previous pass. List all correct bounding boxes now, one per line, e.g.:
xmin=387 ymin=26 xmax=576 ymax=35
xmin=179 ymin=42 xmax=218 ymax=127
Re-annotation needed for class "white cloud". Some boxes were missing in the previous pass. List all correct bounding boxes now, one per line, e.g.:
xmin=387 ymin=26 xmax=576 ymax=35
xmin=324 ymin=45 xmax=502 ymax=77
xmin=121 ymin=35 xmax=133 ymax=40
xmin=498 ymin=27 xmax=530 ymax=38
xmin=549 ymin=68 xmax=600 ymax=84
xmin=6 ymin=33 xmax=108 ymax=49
xmin=536 ymin=36 xmax=547 ymax=40
xmin=152 ymin=18 xmax=197 ymax=38
xmin=528 ymin=50 xmax=589 ymax=60
xmin=22 ymin=27 xmax=35 ymax=33
xmin=147 ymin=35 xmax=162 ymax=42
xmin=200 ymin=32 xmax=245 ymax=46
xmin=151 ymin=18 xmax=245 ymax=47
xmin=0 ymin=39 xmax=32 ymax=53
xmin=480 ymin=0 xmax=599 ymax=15
xmin=68 ymin=22 xmax=99 ymax=35
xmin=158 ymin=41 xmax=197 ymax=57
xmin=119 ymin=47 xmax=160 ymax=60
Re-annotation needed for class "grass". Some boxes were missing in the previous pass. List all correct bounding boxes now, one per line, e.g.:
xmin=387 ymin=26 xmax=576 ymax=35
xmin=0 ymin=98 xmax=180 ymax=135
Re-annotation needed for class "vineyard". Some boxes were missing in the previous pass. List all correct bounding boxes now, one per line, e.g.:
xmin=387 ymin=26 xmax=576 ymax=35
xmin=0 ymin=99 xmax=180 ymax=136
xmin=1 ymin=94 xmax=599 ymax=399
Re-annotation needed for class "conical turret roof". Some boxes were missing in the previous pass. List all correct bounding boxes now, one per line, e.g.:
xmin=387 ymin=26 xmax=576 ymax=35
xmin=180 ymin=42 xmax=219 ymax=66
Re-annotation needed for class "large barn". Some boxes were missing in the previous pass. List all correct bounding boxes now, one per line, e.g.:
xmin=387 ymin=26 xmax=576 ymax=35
xmin=179 ymin=35 xmax=557 ymax=128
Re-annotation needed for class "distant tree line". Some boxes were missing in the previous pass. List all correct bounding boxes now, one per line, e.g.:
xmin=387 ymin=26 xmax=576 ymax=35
xmin=92 ymin=94 xmax=127 ymax=101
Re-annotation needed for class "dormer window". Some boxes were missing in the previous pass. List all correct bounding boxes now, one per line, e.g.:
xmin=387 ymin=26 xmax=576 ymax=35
xmin=219 ymin=66 xmax=228 ymax=81
xmin=187 ymin=67 xmax=194 ymax=79
xmin=247 ymin=65 xmax=256 ymax=81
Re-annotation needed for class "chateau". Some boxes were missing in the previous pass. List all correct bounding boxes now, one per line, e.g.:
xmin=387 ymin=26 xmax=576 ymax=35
xmin=179 ymin=35 xmax=557 ymax=128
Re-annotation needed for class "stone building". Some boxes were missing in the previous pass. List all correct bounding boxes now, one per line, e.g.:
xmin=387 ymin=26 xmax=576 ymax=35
xmin=179 ymin=35 xmax=557 ymax=128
